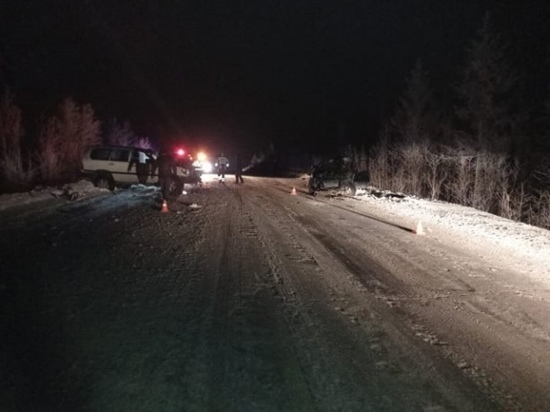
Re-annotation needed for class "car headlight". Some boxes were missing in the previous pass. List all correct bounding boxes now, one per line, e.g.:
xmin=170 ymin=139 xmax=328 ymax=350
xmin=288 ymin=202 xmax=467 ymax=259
xmin=202 ymin=161 xmax=213 ymax=173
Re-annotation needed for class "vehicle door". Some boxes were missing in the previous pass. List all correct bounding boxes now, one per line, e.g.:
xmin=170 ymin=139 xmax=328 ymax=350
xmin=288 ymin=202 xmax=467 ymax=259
xmin=107 ymin=148 xmax=135 ymax=183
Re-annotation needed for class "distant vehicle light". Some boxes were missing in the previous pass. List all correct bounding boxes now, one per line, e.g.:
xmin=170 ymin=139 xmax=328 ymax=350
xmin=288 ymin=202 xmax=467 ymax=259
xmin=197 ymin=152 xmax=207 ymax=162
xmin=202 ymin=161 xmax=213 ymax=173
xmin=176 ymin=148 xmax=185 ymax=156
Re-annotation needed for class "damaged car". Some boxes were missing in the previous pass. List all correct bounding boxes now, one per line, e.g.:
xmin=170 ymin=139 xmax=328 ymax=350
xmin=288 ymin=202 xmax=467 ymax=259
xmin=308 ymin=156 xmax=357 ymax=196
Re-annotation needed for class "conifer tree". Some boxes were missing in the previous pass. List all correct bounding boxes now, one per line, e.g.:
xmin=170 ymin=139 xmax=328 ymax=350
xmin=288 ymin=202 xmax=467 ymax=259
xmin=456 ymin=13 xmax=516 ymax=153
xmin=455 ymin=13 xmax=517 ymax=211
xmin=391 ymin=59 xmax=434 ymax=144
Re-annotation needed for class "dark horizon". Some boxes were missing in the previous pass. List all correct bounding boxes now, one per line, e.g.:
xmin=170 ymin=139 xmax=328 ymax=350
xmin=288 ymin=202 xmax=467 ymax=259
xmin=1 ymin=1 xmax=549 ymax=155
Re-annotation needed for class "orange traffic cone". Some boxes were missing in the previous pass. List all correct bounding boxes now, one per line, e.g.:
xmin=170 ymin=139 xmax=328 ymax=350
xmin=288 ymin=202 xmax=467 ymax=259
xmin=161 ymin=199 xmax=169 ymax=213
xmin=291 ymin=187 xmax=297 ymax=195
xmin=415 ymin=221 xmax=425 ymax=235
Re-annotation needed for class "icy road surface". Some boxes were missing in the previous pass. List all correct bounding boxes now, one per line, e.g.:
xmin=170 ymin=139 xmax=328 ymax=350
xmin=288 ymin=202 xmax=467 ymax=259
xmin=1 ymin=176 xmax=549 ymax=411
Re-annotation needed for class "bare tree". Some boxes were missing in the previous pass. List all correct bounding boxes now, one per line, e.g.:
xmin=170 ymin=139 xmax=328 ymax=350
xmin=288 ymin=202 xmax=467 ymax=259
xmin=527 ymin=98 xmax=550 ymax=187
xmin=132 ymin=136 xmax=154 ymax=150
xmin=499 ymin=182 xmax=527 ymax=222
xmin=394 ymin=142 xmax=426 ymax=196
xmin=104 ymin=118 xmax=136 ymax=146
xmin=349 ymin=144 xmax=368 ymax=173
xmin=425 ymin=148 xmax=449 ymax=201
xmin=38 ymin=115 xmax=61 ymax=182
xmin=525 ymin=188 xmax=550 ymax=230
xmin=38 ymin=98 xmax=101 ymax=182
xmin=449 ymin=153 xmax=475 ymax=206
xmin=369 ymin=126 xmax=391 ymax=190
xmin=383 ymin=60 xmax=439 ymax=197
xmin=69 ymin=101 xmax=101 ymax=176
xmin=0 ymin=93 xmax=34 ymax=189
xmin=475 ymin=152 xmax=510 ymax=212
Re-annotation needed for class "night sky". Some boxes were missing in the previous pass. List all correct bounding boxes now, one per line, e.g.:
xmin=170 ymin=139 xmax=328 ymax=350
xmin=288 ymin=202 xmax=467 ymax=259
xmin=1 ymin=1 xmax=549 ymax=154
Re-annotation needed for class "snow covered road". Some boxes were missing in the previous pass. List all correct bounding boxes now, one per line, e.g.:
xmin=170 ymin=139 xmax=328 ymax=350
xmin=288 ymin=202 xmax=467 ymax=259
xmin=1 ymin=176 xmax=549 ymax=411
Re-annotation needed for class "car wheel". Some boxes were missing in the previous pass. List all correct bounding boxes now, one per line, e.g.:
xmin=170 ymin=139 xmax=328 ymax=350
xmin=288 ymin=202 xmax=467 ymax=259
xmin=340 ymin=180 xmax=356 ymax=196
xmin=308 ymin=179 xmax=317 ymax=195
xmin=165 ymin=176 xmax=184 ymax=200
xmin=93 ymin=172 xmax=115 ymax=191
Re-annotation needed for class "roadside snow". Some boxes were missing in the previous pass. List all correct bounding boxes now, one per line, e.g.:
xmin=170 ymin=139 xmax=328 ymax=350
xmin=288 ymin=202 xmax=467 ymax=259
xmin=352 ymin=187 xmax=550 ymax=288
xmin=0 ymin=180 xmax=110 ymax=212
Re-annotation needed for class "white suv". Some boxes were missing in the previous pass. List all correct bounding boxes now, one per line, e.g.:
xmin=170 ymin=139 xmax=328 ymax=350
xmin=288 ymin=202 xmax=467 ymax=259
xmin=81 ymin=145 xmax=187 ymax=198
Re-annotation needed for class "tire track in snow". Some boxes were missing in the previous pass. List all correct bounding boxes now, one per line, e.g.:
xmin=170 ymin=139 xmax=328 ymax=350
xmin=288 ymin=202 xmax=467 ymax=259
xmin=245 ymin=182 xmax=501 ymax=411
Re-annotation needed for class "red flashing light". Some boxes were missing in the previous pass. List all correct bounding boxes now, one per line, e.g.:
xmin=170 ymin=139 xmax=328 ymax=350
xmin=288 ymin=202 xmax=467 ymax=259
xmin=176 ymin=148 xmax=185 ymax=156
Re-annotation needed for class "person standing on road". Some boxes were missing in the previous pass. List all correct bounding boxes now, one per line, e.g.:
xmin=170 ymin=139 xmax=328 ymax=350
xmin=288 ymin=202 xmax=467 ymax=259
xmin=128 ymin=149 xmax=150 ymax=184
xmin=155 ymin=150 xmax=177 ymax=198
xmin=235 ymin=154 xmax=244 ymax=184
xmin=216 ymin=153 xmax=229 ymax=183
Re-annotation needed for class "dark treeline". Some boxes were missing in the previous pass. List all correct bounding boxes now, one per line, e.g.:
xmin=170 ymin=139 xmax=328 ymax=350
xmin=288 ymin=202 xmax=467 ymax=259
xmin=0 ymin=95 xmax=153 ymax=191
xmin=352 ymin=14 xmax=550 ymax=230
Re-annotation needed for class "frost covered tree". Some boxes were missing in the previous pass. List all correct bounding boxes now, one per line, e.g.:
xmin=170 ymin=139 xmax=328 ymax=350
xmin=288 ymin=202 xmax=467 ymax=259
xmin=389 ymin=59 xmax=437 ymax=196
xmin=455 ymin=13 xmax=517 ymax=211
xmin=0 ymin=93 xmax=34 ymax=189
xmin=104 ymin=118 xmax=136 ymax=146
xmin=38 ymin=98 xmax=101 ymax=182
